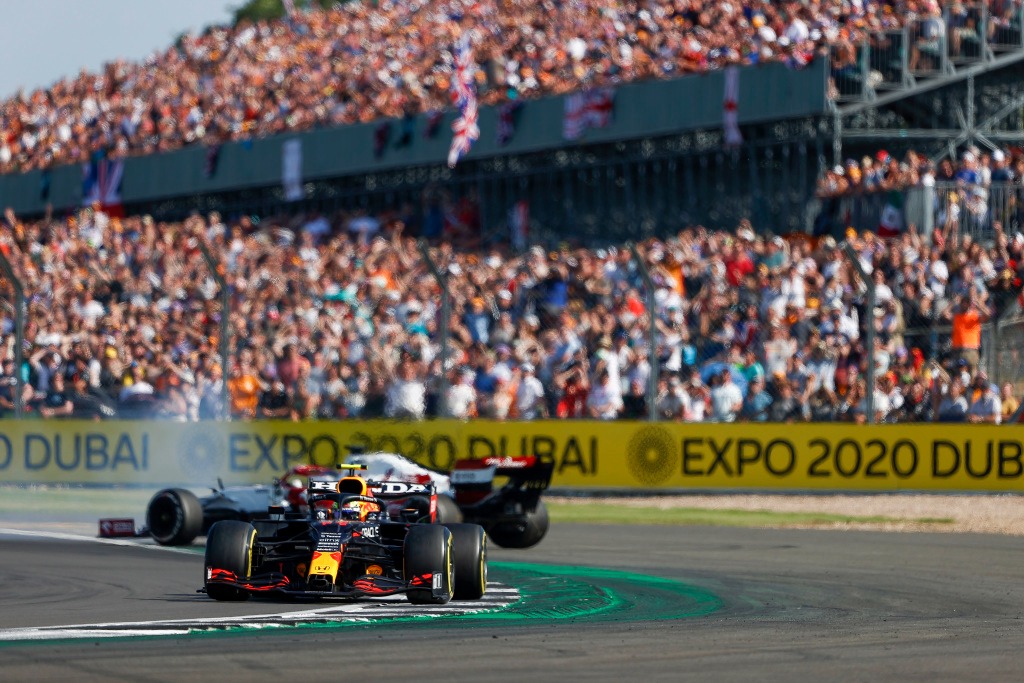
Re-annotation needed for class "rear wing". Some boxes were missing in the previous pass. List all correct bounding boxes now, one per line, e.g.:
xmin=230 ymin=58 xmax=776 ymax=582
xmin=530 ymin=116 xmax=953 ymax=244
xmin=450 ymin=456 xmax=553 ymax=491
xmin=308 ymin=479 xmax=436 ymax=499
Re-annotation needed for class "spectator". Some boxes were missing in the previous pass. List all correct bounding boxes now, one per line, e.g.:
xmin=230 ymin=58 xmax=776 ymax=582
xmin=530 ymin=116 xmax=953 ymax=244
xmin=944 ymin=292 xmax=990 ymax=375
xmin=767 ymin=380 xmax=802 ymax=423
xmin=38 ymin=373 xmax=72 ymax=418
xmin=685 ymin=377 xmax=710 ymax=422
xmin=710 ymin=368 xmax=743 ymax=422
xmin=739 ymin=376 xmax=772 ymax=422
xmin=587 ymin=369 xmax=623 ymax=420
xmin=936 ymin=378 xmax=969 ymax=422
xmin=446 ymin=370 xmax=478 ymax=420
xmin=655 ymin=376 xmax=688 ymax=421
xmin=967 ymin=374 xmax=1001 ymax=424
xmin=227 ymin=353 xmax=262 ymax=420
xmin=258 ymin=381 xmax=292 ymax=419
xmin=621 ymin=378 xmax=647 ymax=419
xmin=515 ymin=363 xmax=546 ymax=420
xmin=555 ymin=362 xmax=589 ymax=419
xmin=386 ymin=356 xmax=426 ymax=420
xmin=807 ymin=384 xmax=839 ymax=422
xmin=1000 ymin=383 xmax=1020 ymax=423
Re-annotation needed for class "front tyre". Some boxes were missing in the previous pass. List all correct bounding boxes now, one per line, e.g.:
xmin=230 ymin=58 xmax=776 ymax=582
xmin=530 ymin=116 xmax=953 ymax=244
xmin=146 ymin=488 xmax=203 ymax=546
xmin=446 ymin=523 xmax=487 ymax=600
xmin=204 ymin=520 xmax=257 ymax=602
xmin=404 ymin=525 xmax=453 ymax=605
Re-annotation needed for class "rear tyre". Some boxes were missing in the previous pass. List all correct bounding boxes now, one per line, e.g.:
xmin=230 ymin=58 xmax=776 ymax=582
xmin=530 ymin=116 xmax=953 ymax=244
xmin=404 ymin=525 xmax=453 ymax=605
xmin=435 ymin=494 xmax=463 ymax=524
xmin=204 ymin=520 xmax=257 ymax=602
xmin=446 ymin=523 xmax=487 ymax=600
xmin=486 ymin=500 xmax=549 ymax=549
xmin=146 ymin=488 xmax=203 ymax=546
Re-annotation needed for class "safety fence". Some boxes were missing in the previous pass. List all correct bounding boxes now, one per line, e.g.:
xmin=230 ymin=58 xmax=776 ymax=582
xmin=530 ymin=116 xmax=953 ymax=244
xmin=821 ymin=181 xmax=1024 ymax=244
xmin=0 ymin=419 xmax=1021 ymax=491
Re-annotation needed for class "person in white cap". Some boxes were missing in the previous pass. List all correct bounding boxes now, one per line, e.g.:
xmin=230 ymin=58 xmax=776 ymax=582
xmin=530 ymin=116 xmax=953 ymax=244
xmin=446 ymin=369 xmax=478 ymax=419
xmin=991 ymin=150 xmax=1014 ymax=183
xmin=515 ymin=363 xmax=546 ymax=419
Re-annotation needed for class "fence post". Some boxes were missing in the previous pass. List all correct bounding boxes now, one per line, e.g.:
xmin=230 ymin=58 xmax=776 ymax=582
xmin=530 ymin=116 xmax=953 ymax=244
xmin=843 ymin=242 xmax=877 ymax=423
xmin=0 ymin=251 xmax=25 ymax=419
xmin=418 ymin=239 xmax=450 ymax=418
xmin=628 ymin=243 xmax=658 ymax=422
xmin=198 ymin=242 xmax=231 ymax=421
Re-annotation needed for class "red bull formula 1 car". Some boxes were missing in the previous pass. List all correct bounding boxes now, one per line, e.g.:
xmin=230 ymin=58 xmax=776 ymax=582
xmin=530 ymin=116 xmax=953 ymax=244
xmin=103 ymin=450 xmax=552 ymax=549
xmin=202 ymin=464 xmax=487 ymax=603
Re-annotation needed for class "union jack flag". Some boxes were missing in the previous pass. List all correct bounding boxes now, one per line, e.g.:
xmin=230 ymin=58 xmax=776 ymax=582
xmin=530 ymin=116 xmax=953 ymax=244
xmin=448 ymin=99 xmax=480 ymax=169
xmin=447 ymin=34 xmax=479 ymax=168
xmin=449 ymin=34 xmax=476 ymax=110
xmin=82 ymin=152 xmax=124 ymax=213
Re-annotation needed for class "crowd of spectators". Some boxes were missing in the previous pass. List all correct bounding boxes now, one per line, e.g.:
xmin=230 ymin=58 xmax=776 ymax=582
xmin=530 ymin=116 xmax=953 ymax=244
xmin=818 ymin=144 xmax=1024 ymax=198
xmin=0 ymin=199 xmax=1021 ymax=424
xmin=1 ymin=0 xmax=945 ymax=175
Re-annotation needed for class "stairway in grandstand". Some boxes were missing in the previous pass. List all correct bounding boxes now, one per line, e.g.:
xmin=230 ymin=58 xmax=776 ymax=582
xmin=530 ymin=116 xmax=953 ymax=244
xmin=831 ymin=14 xmax=1024 ymax=117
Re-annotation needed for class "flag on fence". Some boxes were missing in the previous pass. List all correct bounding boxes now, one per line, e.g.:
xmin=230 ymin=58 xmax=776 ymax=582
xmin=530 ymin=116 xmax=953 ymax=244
xmin=497 ymin=100 xmax=522 ymax=146
xmin=510 ymin=200 xmax=529 ymax=252
xmin=204 ymin=143 xmax=222 ymax=179
xmin=878 ymin=191 xmax=904 ymax=237
xmin=282 ymin=138 xmax=303 ymax=201
xmin=562 ymin=88 xmax=615 ymax=141
xmin=723 ymin=66 xmax=743 ymax=147
xmin=447 ymin=34 xmax=480 ymax=168
xmin=425 ymin=110 xmax=444 ymax=139
xmin=82 ymin=152 xmax=124 ymax=214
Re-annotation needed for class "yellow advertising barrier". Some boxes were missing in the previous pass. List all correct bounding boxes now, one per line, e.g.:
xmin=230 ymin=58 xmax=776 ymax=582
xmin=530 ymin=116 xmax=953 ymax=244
xmin=0 ymin=419 xmax=1022 ymax=491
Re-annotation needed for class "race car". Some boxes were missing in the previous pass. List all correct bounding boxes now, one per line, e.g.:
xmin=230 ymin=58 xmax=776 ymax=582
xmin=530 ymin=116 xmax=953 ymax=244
xmin=105 ymin=449 xmax=552 ymax=549
xmin=202 ymin=464 xmax=487 ymax=604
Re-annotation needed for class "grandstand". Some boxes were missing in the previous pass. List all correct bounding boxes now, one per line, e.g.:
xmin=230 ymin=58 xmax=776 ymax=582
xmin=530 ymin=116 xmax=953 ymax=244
xmin=0 ymin=1 xmax=1022 ymax=425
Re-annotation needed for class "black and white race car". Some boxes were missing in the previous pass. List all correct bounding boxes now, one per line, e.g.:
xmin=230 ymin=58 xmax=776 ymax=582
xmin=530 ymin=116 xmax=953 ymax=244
xmin=102 ymin=449 xmax=552 ymax=549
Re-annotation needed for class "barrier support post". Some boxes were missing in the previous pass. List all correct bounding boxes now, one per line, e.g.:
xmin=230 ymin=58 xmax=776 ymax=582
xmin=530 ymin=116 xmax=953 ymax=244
xmin=0 ymin=250 xmax=24 ymax=418
xmin=843 ymin=242 xmax=877 ymax=424
xmin=199 ymin=242 xmax=231 ymax=421
xmin=628 ymin=242 xmax=658 ymax=422
xmin=418 ymin=239 xmax=450 ymax=418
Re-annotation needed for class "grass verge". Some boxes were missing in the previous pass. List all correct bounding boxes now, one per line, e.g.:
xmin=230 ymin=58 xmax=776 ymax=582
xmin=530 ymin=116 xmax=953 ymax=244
xmin=546 ymin=501 xmax=955 ymax=529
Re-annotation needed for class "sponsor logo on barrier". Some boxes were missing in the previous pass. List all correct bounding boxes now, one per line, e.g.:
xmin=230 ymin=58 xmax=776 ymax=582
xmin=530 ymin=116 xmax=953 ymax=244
xmin=4 ymin=420 xmax=1023 ymax=491
xmin=177 ymin=427 xmax=226 ymax=480
xmin=627 ymin=427 xmax=678 ymax=486
xmin=0 ymin=432 xmax=148 ymax=473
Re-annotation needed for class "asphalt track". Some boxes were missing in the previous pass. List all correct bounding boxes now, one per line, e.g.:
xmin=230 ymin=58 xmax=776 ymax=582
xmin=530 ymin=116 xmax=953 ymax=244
xmin=1 ymin=524 xmax=1023 ymax=682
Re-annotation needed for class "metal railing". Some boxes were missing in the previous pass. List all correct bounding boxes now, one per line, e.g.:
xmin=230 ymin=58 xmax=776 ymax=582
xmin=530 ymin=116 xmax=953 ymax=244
xmin=831 ymin=3 xmax=1024 ymax=103
xmin=823 ymin=181 xmax=1024 ymax=244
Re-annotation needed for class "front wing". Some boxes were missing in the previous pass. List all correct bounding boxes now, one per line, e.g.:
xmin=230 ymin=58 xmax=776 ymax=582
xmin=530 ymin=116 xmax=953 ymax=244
xmin=201 ymin=568 xmax=443 ymax=599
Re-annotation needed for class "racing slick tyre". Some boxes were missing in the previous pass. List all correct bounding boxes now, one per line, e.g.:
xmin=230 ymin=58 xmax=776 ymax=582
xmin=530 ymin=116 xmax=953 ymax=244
xmin=404 ymin=524 xmax=454 ymax=605
xmin=485 ymin=500 xmax=549 ymax=549
xmin=445 ymin=523 xmax=487 ymax=600
xmin=204 ymin=521 xmax=257 ymax=602
xmin=146 ymin=488 xmax=203 ymax=546
xmin=435 ymin=494 xmax=463 ymax=524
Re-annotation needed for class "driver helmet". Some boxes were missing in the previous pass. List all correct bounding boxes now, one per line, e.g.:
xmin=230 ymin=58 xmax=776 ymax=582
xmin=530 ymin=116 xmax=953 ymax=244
xmin=340 ymin=500 xmax=365 ymax=521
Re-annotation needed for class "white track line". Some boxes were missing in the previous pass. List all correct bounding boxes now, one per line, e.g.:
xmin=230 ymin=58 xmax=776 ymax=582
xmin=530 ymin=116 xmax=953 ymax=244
xmin=0 ymin=528 xmax=197 ymax=554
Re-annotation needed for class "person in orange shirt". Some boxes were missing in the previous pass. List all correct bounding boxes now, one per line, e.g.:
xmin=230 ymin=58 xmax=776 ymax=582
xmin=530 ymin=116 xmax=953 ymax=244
xmin=228 ymin=349 xmax=263 ymax=420
xmin=944 ymin=292 xmax=990 ymax=375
